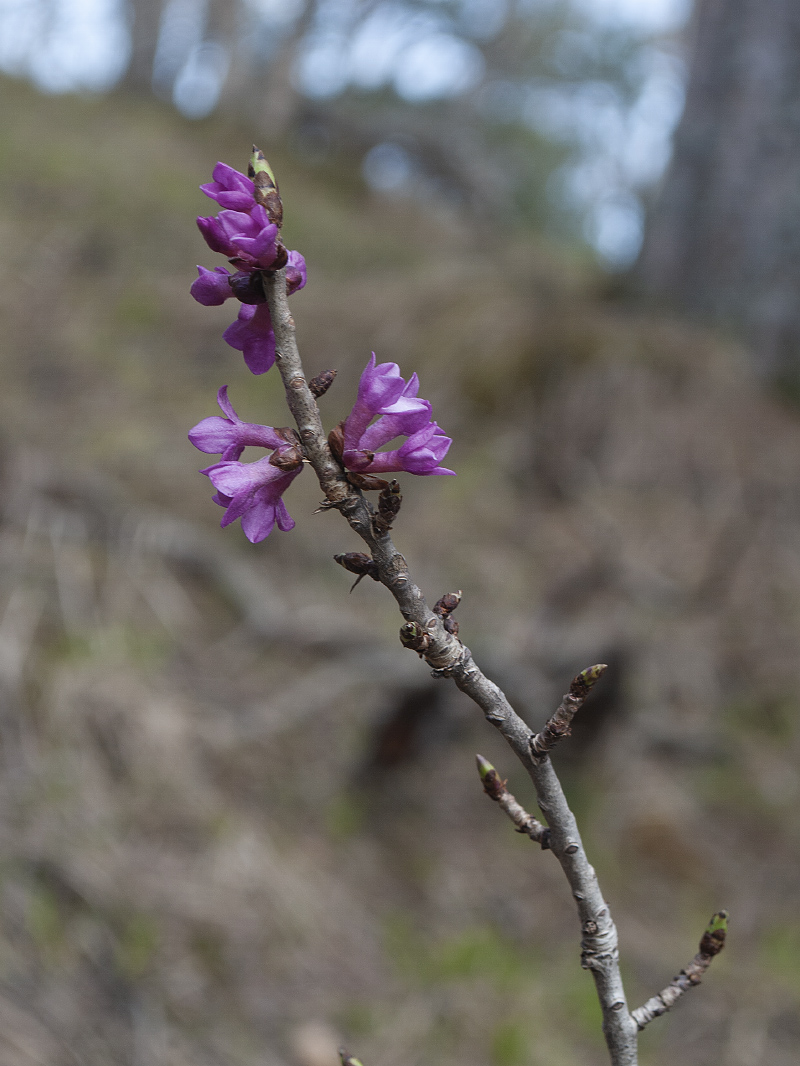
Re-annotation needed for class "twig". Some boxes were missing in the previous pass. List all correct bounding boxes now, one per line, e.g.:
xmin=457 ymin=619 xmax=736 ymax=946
xmin=266 ymin=267 xmax=639 ymax=1064
xmin=530 ymin=664 xmax=607 ymax=758
xmin=476 ymin=755 xmax=550 ymax=848
xmin=632 ymin=912 xmax=728 ymax=1030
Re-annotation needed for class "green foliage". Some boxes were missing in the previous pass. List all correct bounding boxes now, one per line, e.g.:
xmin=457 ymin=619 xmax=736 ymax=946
xmin=27 ymin=886 xmax=66 ymax=956
xmin=490 ymin=1018 xmax=530 ymax=1066
xmin=761 ymin=920 xmax=800 ymax=997
xmin=115 ymin=912 xmax=159 ymax=980
xmin=384 ymin=914 xmax=539 ymax=991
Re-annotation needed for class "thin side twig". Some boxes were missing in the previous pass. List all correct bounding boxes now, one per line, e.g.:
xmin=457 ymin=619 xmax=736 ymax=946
xmin=266 ymin=268 xmax=641 ymax=1066
xmin=476 ymin=754 xmax=550 ymax=848
xmin=530 ymin=664 xmax=607 ymax=758
xmin=632 ymin=912 xmax=728 ymax=1030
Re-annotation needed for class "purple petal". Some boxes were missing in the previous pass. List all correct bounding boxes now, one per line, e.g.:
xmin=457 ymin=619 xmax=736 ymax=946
xmin=240 ymin=497 xmax=278 ymax=542
xmin=275 ymin=498 xmax=296 ymax=532
xmin=189 ymin=416 xmax=240 ymax=455
xmin=231 ymin=222 xmax=279 ymax=268
xmin=286 ymin=251 xmax=307 ymax=294
xmin=223 ymin=304 xmax=276 ymax=375
xmin=200 ymin=163 xmax=256 ymax=211
xmin=197 ymin=216 xmax=232 ymax=255
xmin=190 ymin=265 xmax=233 ymax=306
xmin=216 ymin=385 xmax=238 ymax=422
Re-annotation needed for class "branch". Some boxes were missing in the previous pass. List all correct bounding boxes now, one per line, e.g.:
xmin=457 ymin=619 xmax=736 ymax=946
xmin=530 ymin=664 xmax=607 ymax=758
xmin=266 ymin=269 xmax=640 ymax=1065
xmin=476 ymin=754 xmax=550 ymax=848
xmin=632 ymin=912 xmax=728 ymax=1030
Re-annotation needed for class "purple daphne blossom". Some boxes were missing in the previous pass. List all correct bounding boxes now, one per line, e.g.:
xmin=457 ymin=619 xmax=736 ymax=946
xmin=189 ymin=386 xmax=287 ymax=460
xmin=202 ymin=456 xmax=301 ymax=543
xmin=200 ymin=162 xmax=256 ymax=212
xmin=197 ymin=206 xmax=279 ymax=269
xmin=192 ymin=158 xmax=308 ymax=376
xmin=343 ymin=354 xmax=431 ymax=449
xmin=223 ymin=303 xmax=276 ymax=375
xmin=286 ymin=250 xmax=307 ymax=295
xmin=342 ymin=355 xmax=455 ymax=476
xmin=191 ymin=265 xmax=234 ymax=306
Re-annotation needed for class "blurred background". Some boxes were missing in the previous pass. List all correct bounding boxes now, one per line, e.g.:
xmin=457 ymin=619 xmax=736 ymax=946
xmin=0 ymin=1 xmax=799 ymax=1064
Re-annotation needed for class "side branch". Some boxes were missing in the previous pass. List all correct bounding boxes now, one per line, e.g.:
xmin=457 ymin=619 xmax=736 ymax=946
xmin=476 ymin=755 xmax=550 ymax=848
xmin=632 ymin=912 xmax=728 ymax=1030
xmin=530 ymin=664 xmax=607 ymax=758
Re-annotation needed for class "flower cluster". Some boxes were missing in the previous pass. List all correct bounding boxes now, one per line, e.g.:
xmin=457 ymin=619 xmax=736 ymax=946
xmin=192 ymin=159 xmax=307 ymax=375
xmin=339 ymin=355 xmax=455 ymax=477
xmin=190 ymin=154 xmax=454 ymax=543
xmin=190 ymin=387 xmax=304 ymax=542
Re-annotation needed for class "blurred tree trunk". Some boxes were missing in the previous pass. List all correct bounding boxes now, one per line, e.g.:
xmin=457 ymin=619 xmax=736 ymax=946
xmin=639 ymin=0 xmax=800 ymax=383
xmin=121 ymin=0 xmax=165 ymax=94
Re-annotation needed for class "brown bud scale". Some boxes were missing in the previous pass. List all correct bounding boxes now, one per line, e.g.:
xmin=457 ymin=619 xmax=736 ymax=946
xmin=309 ymin=369 xmax=337 ymax=398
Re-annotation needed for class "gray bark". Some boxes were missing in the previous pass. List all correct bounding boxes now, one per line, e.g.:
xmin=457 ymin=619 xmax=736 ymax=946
xmin=639 ymin=0 xmax=800 ymax=383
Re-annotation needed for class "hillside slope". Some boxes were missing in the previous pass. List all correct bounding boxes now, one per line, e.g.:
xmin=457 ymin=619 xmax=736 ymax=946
xmin=0 ymin=75 xmax=798 ymax=1066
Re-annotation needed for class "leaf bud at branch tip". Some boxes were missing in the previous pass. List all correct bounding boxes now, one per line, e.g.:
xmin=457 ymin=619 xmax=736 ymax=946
xmin=569 ymin=663 xmax=608 ymax=700
xmin=476 ymin=754 xmax=495 ymax=780
xmin=699 ymin=910 xmax=728 ymax=957
xmin=339 ymin=1050 xmax=365 ymax=1066
xmin=248 ymin=145 xmax=283 ymax=228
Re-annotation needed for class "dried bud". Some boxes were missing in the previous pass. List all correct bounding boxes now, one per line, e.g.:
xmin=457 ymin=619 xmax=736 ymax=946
xmin=699 ymin=911 xmax=728 ymax=957
xmin=347 ymin=471 xmax=390 ymax=492
xmin=228 ymin=270 xmax=267 ymax=304
xmin=309 ymin=369 xmax=337 ymax=398
xmin=434 ymin=590 xmax=462 ymax=617
xmin=274 ymin=426 xmax=301 ymax=446
xmin=328 ymin=422 xmax=345 ymax=464
xmin=569 ymin=663 xmax=607 ymax=700
xmin=399 ymin=621 xmax=431 ymax=655
xmin=443 ymin=615 xmax=459 ymax=636
xmin=334 ymin=552 xmax=379 ymax=580
xmin=249 ymin=145 xmax=283 ymax=228
xmin=269 ymin=446 xmax=304 ymax=472
xmin=373 ymin=479 xmax=403 ymax=535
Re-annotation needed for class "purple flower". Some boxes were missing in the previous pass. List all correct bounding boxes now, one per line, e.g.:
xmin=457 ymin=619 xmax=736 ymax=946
xmin=197 ymin=206 xmax=280 ymax=269
xmin=286 ymin=250 xmax=307 ymax=295
xmin=222 ymin=303 xmax=276 ymax=375
xmin=192 ymin=160 xmax=308 ymax=376
xmin=189 ymin=386 xmax=287 ymax=460
xmin=342 ymin=355 xmax=455 ymax=476
xmin=200 ymin=162 xmax=256 ymax=212
xmin=343 ymin=354 xmax=431 ymax=448
xmin=191 ymin=265 xmax=234 ymax=306
xmin=202 ymin=457 xmax=302 ymax=543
